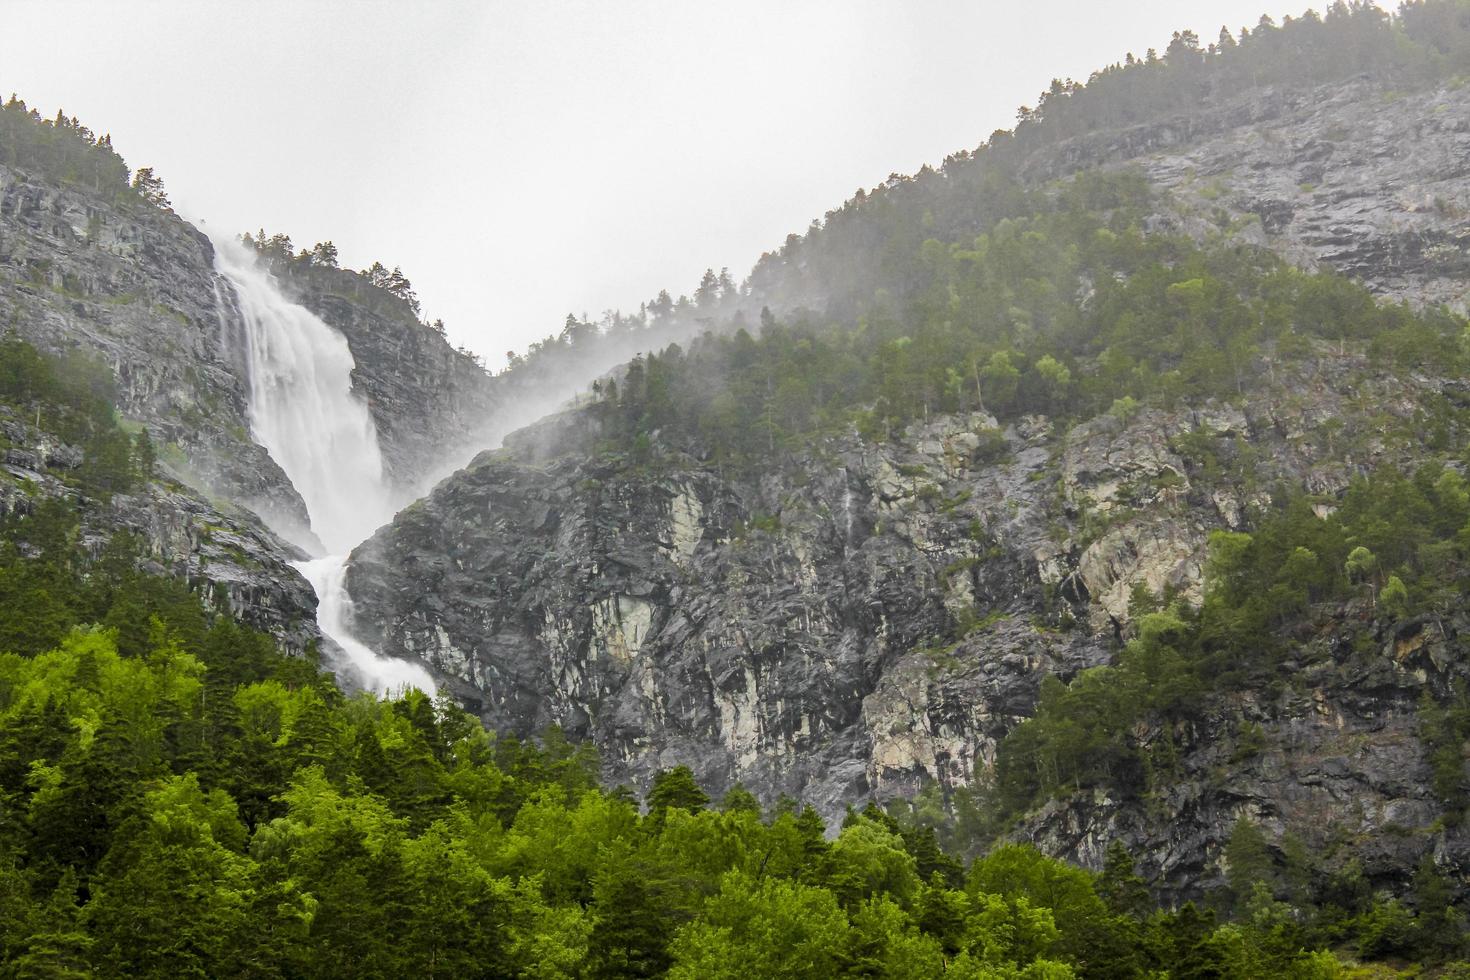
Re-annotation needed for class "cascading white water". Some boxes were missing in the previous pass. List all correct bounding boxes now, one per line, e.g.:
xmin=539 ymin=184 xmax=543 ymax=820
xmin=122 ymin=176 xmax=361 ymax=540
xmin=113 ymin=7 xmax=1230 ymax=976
xmin=212 ymin=234 xmax=435 ymax=696
xmin=295 ymin=555 xmax=435 ymax=694
xmin=212 ymin=236 xmax=391 ymax=554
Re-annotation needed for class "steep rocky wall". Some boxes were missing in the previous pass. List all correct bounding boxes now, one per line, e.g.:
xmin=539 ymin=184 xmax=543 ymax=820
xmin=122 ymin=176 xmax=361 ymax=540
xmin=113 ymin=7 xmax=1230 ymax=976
xmin=0 ymin=157 xmax=521 ymax=666
xmin=347 ymin=407 xmax=1075 ymax=816
xmin=345 ymin=343 xmax=1470 ymax=894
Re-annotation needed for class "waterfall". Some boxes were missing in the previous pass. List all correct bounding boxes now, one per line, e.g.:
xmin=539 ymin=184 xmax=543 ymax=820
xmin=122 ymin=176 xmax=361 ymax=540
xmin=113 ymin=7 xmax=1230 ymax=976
xmin=212 ymin=234 xmax=435 ymax=695
xmin=212 ymin=236 xmax=391 ymax=553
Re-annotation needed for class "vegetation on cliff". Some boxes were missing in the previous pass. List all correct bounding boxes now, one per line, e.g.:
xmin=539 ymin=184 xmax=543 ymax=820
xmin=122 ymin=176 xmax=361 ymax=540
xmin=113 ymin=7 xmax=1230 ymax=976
xmin=0 ymin=97 xmax=132 ymax=200
xmin=590 ymin=169 xmax=1462 ymax=465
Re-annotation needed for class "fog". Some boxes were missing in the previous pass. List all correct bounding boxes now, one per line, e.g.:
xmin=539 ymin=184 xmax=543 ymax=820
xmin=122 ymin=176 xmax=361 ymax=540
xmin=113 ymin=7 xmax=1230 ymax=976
xmin=3 ymin=0 xmax=1287 ymax=367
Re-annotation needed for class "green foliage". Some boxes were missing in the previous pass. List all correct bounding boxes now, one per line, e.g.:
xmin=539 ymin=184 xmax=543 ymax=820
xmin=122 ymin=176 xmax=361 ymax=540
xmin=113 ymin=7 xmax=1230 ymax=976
xmin=1224 ymin=816 xmax=1275 ymax=908
xmin=0 ymin=335 xmax=156 ymax=497
xmin=584 ymin=171 xmax=1468 ymax=473
xmin=0 ymin=97 xmax=132 ymax=198
xmin=1380 ymin=573 xmax=1410 ymax=617
xmin=128 ymin=166 xmax=169 ymax=208
xmin=646 ymin=765 xmax=711 ymax=822
xmin=1096 ymin=840 xmax=1151 ymax=920
xmin=1418 ymin=685 xmax=1470 ymax=824
xmin=241 ymin=230 xmax=438 ymax=333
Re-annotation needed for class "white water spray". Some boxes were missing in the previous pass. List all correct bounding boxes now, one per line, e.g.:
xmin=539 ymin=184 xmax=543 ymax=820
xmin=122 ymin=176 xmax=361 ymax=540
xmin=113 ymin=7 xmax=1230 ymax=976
xmin=212 ymin=234 xmax=435 ymax=696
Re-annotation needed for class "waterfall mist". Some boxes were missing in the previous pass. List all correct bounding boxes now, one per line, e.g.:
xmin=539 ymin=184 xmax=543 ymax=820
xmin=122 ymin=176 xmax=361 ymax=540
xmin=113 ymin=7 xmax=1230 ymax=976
xmin=212 ymin=234 xmax=434 ymax=695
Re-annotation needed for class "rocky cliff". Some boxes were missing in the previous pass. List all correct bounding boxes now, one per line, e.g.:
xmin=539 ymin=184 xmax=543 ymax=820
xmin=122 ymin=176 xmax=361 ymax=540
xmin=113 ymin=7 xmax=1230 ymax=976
xmin=9 ymin=22 xmax=1470 ymax=908
xmin=0 ymin=117 xmax=525 ymax=676
xmin=346 ymin=335 xmax=1470 ymax=895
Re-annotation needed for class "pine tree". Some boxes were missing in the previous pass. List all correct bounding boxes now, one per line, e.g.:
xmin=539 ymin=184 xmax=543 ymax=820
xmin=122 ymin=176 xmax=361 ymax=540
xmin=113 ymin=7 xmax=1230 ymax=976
xmin=645 ymin=766 xmax=709 ymax=822
xmin=129 ymin=166 xmax=169 ymax=207
xmin=588 ymin=859 xmax=674 ymax=979
xmin=310 ymin=240 xmax=340 ymax=268
xmin=1097 ymin=840 xmax=1151 ymax=918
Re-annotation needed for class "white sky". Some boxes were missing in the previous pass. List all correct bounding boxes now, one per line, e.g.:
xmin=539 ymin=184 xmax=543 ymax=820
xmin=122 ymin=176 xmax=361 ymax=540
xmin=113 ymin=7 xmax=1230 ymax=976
xmin=3 ymin=0 xmax=1298 ymax=366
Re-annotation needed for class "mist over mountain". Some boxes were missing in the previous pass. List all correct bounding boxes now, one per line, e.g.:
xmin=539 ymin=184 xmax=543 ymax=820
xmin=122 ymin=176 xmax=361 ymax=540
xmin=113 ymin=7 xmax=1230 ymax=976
xmin=4 ymin=2 xmax=1470 ymax=975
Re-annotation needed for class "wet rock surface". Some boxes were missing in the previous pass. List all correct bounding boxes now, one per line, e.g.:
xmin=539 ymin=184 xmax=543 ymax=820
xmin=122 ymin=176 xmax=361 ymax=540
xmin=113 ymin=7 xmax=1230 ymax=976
xmin=1025 ymin=610 xmax=1470 ymax=901
xmin=349 ymin=407 xmax=1070 ymax=817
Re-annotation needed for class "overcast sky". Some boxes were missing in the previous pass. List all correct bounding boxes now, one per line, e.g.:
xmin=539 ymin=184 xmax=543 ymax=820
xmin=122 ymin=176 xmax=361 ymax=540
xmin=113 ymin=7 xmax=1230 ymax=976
xmin=4 ymin=0 xmax=1297 ymax=366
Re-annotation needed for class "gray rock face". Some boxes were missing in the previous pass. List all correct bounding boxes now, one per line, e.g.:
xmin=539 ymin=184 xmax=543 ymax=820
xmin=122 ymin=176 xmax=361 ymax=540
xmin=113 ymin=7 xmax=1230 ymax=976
xmin=1025 ymin=612 xmax=1467 ymax=901
xmin=348 ymin=407 xmax=1088 ymax=818
xmin=1032 ymin=77 xmax=1470 ymax=310
xmin=10 ymin=62 xmax=1470 ymax=905
xmin=346 ymin=338 xmax=1467 ymax=896
xmin=0 ymin=155 xmax=514 ymax=536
